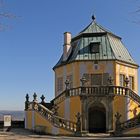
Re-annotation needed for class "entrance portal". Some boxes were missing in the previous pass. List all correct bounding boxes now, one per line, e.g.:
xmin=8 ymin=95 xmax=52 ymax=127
xmin=88 ymin=104 xmax=106 ymax=133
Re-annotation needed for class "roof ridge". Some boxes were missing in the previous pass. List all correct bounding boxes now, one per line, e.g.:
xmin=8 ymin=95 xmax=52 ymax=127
xmin=72 ymin=21 xmax=121 ymax=42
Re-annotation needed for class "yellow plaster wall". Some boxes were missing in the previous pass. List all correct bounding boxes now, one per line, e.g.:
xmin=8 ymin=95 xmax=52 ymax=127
xmin=34 ymin=111 xmax=52 ymax=134
xmin=66 ymin=63 xmax=72 ymax=75
xmin=70 ymin=96 xmax=81 ymax=122
xmin=113 ymin=96 xmax=140 ymax=130
xmin=57 ymin=100 xmax=65 ymax=118
xmin=26 ymin=111 xmax=32 ymax=129
xmin=55 ymin=61 xmax=115 ymax=96
xmin=127 ymin=99 xmax=140 ymax=119
xmin=55 ymin=66 xmax=63 ymax=77
xmin=73 ymin=62 xmax=80 ymax=87
xmin=55 ymin=61 xmax=138 ymax=97
xmin=35 ymin=111 xmax=74 ymax=135
xmin=86 ymin=62 xmax=93 ymax=73
xmin=56 ymin=96 xmax=81 ymax=122
xmin=113 ymin=96 xmax=127 ymax=123
xmin=26 ymin=111 xmax=73 ymax=135
xmin=54 ymin=61 xmax=139 ymax=134
xmin=113 ymin=62 xmax=116 ymax=85
xmin=86 ymin=61 xmax=108 ymax=74
xmin=54 ymin=66 xmax=63 ymax=97
xmin=115 ymin=62 xmax=138 ymax=93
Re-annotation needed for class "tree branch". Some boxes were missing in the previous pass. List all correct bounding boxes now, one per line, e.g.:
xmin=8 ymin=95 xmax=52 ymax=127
xmin=0 ymin=12 xmax=17 ymax=19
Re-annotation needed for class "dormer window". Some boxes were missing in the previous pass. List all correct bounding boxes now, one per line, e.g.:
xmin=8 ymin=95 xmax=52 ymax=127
xmin=90 ymin=42 xmax=100 ymax=53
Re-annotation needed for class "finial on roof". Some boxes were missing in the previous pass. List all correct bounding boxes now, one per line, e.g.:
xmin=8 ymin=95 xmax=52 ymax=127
xmin=92 ymin=14 xmax=96 ymax=21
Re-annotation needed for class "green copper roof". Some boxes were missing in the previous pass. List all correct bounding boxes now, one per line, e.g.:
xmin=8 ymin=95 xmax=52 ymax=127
xmin=75 ymin=20 xmax=121 ymax=39
xmin=53 ymin=20 xmax=138 ymax=69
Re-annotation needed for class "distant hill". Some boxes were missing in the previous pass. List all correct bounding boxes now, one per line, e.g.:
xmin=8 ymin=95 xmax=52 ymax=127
xmin=0 ymin=111 xmax=24 ymax=121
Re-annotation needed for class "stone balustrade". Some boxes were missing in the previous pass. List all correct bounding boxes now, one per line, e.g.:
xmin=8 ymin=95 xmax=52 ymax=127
xmin=115 ymin=113 xmax=140 ymax=135
xmin=25 ymin=84 xmax=140 ymax=135
xmin=52 ymin=86 xmax=140 ymax=105
xmin=25 ymin=94 xmax=77 ymax=133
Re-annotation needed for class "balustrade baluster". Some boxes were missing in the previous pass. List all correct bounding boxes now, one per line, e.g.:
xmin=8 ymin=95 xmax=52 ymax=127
xmin=122 ymin=88 xmax=124 ymax=95
xmin=120 ymin=87 xmax=122 ymax=95
xmin=90 ymin=87 xmax=92 ymax=95
xmin=93 ymin=87 xmax=94 ymax=94
xmin=61 ymin=120 xmax=64 ymax=128
xmin=93 ymin=87 xmax=95 ymax=94
xmin=63 ymin=120 xmax=66 ymax=128
xmin=72 ymin=123 xmax=74 ymax=131
xmin=88 ymin=87 xmax=89 ymax=94
xmin=120 ymin=88 xmax=122 ymax=95
xmin=86 ymin=88 xmax=88 ymax=95
xmin=85 ymin=87 xmax=87 ymax=95
xmin=90 ymin=87 xmax=92 ymax=94
xmin=70 ymin=123 xmax=73 ymax=131
xmin=69 ymin=90 xmax=71 ymax=96
xmin=71 ymin=123 xmax=73 ymax=130
xmin=67 ymin=121 xmax=70 ymax=129
xmin=28 ymin=101 xmax=77 ymax=133
xmin=117 ymin=87 xmax=119 ymax=95
xmin=119 ymin=87 xmax=121 ymax=95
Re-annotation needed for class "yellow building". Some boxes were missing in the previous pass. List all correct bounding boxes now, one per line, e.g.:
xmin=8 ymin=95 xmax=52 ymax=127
xmin=25 ymin=16 xmax=140 ymax=136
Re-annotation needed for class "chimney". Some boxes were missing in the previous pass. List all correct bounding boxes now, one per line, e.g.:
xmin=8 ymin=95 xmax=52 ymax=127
xmin=63 ymin=32 xmax=71 ymax=61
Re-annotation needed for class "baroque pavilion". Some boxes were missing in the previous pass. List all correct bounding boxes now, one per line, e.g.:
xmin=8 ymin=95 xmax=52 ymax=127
xmin=25 ymin=16 xmax=140 ymax=136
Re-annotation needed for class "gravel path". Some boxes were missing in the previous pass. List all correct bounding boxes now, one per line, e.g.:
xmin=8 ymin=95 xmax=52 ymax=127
xmin=1 ymin=128 xmax=140 ymax=140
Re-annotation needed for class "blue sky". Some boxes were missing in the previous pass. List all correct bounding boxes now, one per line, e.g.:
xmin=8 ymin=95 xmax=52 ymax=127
xmin=0 ymin=0 xmax=140 ymax=110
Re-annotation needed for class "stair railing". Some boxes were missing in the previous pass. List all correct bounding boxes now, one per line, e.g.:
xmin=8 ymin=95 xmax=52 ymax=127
xmin=28 ymin=101 xmax=77 ymax=132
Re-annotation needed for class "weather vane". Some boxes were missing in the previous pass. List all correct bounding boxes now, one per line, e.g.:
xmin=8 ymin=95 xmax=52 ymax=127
xmin=92 ymin=14 xmax=96 ymax=21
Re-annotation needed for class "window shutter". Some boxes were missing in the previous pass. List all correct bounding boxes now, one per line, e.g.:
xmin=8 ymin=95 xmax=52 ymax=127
xmin=103 ymin=73 xmax=109 ymax=85
xmin=129 ymin=76 xmax=134 ymax=90
xmin=120 ymin=74 xmax=125 ymax=87
xmin=57 ymin=77 xmax=63 ymax=91
xmin=91 ymin=74 xmax=102 ymax=85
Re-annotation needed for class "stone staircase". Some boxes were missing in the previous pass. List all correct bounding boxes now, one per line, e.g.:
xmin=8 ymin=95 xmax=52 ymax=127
xmin=114 ymin=113 xmax=140 ymax=136
xmin=51 ymin=86 xmax=140 ymax=134
xmin=118 ymin=114 xmax=140 ymax=132
xmin=27 ymin=101 xmax=77 ymax=133
xmin=25 ymin=85 xmax=140 ymax=135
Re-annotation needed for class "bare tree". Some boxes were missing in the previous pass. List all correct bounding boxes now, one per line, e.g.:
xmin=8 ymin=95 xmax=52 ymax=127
xmin=129 ymin=0 xmax=140 ymax=24
xmin=0 ymin=0 xmax=17 ymax=31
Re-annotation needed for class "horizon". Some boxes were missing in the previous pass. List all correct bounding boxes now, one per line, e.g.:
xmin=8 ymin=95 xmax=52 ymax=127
xmin=0 ymin=0 xmax=140 ymax=110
